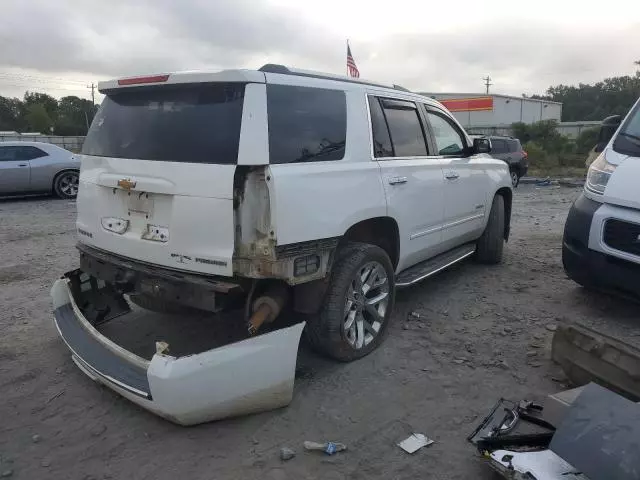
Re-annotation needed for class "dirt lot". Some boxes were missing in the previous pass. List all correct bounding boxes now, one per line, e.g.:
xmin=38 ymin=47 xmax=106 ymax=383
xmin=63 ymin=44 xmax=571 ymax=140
xmin=1 ymin=185 xmax=638 ymax=480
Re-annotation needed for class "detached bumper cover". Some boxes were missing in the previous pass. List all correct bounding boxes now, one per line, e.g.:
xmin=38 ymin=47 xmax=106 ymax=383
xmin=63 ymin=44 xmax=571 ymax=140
xmin=52 ymin=279 xmax=305 ymax=425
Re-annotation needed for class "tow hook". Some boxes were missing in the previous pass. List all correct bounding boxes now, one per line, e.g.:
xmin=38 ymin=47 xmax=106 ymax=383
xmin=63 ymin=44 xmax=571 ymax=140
xmin=248 ymin=284 xmax=289 ymax=336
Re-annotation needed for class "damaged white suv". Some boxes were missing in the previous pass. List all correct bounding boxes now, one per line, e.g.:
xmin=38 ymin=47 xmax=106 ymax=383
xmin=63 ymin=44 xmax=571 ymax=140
xmin=52 ymin=65 xmax=512 ymax=423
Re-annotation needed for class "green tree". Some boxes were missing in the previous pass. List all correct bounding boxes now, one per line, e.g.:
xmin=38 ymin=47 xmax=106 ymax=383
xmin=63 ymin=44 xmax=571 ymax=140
xmin=0 ymin=96 xmax=25 ymax=131
xmin=55 ymin=95 xmax=95 ymax=135
xmin=23 ymin=91 xmax=58 ymax=122
xmin=25 ymin=104 xmax=53 ymax=134
xmin=575 ymin=127 xmax=599 ymax=154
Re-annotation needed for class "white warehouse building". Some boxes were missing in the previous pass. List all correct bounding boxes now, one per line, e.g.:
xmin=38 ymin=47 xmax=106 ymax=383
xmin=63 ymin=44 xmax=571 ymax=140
xmin=419 ymin=92 xmax=562 ymax=128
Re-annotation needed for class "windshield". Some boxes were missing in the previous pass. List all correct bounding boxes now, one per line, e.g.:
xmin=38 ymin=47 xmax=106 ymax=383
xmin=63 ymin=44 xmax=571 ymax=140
xmin=83 ymin=83 xmax=245 ymax=164
xmin=613 ymin=100 xmax=640 ymax=157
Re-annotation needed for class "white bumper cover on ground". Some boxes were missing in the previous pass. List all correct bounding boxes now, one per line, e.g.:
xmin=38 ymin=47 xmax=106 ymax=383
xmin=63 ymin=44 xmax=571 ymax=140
xmin=51 ymin=278 xmax=305 ymax=425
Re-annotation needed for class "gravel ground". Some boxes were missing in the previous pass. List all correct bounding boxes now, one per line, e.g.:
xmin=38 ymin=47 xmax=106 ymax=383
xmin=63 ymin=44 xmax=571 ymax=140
xmin=1 ymin=185 xmax=637 ymax=480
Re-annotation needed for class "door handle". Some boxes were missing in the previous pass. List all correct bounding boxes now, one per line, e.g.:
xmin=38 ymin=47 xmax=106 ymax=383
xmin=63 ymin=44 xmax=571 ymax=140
xmin=18 ymin=164 xmax=28 ymax=167
xmin=388 ymin=176 xmax=408 ymax=185
xmin=444 ymin=171 xmax=459 ymax=180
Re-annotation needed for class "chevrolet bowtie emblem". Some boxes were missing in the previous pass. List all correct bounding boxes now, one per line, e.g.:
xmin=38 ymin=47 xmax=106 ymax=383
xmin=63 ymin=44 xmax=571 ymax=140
xmin=117 ymin=178 xmax=136 ymax=190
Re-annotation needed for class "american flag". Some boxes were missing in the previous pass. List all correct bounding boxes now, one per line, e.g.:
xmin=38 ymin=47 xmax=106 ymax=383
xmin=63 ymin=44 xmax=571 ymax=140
xmin=347 ymin=44 xmax=360 ymax=78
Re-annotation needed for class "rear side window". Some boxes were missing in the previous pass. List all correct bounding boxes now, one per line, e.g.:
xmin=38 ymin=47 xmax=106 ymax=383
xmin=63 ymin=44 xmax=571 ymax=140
xmin=0 ymin=146 xmax=18 ymax=161
xmin=380 ymin=99 xmax=428 ymax=157
xmin=83 ymin=84 xmax=245 ymax=164
xmin=491 ymin=139 xmax=507 ymax=154
xmin=368 ymin=97 xmax=393 ymax=157
xmin=267 ymin=85 xmax=346 ymax=164
xmin=19 ymin=146 xmax=47 ymax=160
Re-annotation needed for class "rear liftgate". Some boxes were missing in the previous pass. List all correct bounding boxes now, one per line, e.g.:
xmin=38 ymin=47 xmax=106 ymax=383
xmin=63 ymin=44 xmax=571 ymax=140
xmin=51 ymin=271 xmax=305 ymax=426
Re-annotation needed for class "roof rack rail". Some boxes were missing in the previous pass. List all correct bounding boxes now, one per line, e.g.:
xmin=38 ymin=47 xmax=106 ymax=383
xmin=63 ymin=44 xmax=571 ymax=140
xmin=258 ymin=63 xmax=406 ymax=91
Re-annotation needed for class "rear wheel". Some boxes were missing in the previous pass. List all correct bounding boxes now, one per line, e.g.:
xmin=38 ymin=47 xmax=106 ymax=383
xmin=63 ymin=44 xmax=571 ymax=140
xmin=510 ymin=169 xmax=520 ymax=188
xmin=476 ymin=194 xmax=505 ymax=264
xmin=53 ymin=170 xmax=79 ymax=199
xmin=306 ymin=243 xmax=395 ymax=362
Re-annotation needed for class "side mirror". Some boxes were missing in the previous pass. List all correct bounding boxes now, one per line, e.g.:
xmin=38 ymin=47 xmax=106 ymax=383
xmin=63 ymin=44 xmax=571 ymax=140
xmin=473 ymin=137 xmax=491 ymax=154
xmin=595 ymin=115 xmax=622 ymax=152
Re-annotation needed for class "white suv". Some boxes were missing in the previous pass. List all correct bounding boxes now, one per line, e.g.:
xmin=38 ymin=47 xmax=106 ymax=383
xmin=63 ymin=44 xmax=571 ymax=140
xmin=68 ymin=64 xmax=512 ymax=357
xmin=52 ymin=65 xmax=512 ymax=422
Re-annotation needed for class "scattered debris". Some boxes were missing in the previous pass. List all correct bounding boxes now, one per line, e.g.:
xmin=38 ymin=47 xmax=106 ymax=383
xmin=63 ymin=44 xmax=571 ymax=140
xmin=402 ymin=323 xmax=410 ymax=330
xmin=536 ymin=178 xmax=552 ymax=187
xmin=45 ymin=390 xmax=65 ymax=404
xmin=408 ymin=311 xmax=421 ymax=320
xmin=526 ymin=350 xmax=537 ymax=357
xmin=503 ymin=326 xmax=513 ymax=333
xmin=303 ymin=441 xmax=346 ymax=455
xmin=55 ymin=367 xmax=63 ymax=374
xmin=534 ymin=333 xmax=545 ymax=340
xmin=529 ymin=361 xmax=544 ymax=368
xmin=0 ymin=470 xmax=13 ymax=478
xmin=497 ymin=360 xmax=510 ymax=370
xmin=90 ymin=425 xmax=107 ymax=437
xmin=546 ymin=323 xmax=557 ymax=332
xmin=453 ymin=359 xmax=465 ymax=365
xmin=31 ymin=434 xmax=41 ymax=443
xmin=41 ymin=459 xmax=51 ymax=468
xmin=529 ymin=343 xmax=543 ymax=349
xmin=397 ymin=433 xmax=434 ymax=454
xmin=280 ymin=447 xmax=295 ymax=461
xmin=155 ymin=341 xmax=170 ymax=355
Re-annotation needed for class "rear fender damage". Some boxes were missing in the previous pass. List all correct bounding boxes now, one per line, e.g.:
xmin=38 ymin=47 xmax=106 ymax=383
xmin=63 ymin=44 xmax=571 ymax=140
xmin=51 ymin=274 xmax=305 ymax=425
xmin=232 ymin=166 xmax=336 ymax=285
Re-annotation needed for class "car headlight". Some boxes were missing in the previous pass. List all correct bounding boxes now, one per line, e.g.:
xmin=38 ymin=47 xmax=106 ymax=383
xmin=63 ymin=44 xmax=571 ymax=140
xmin=586 ymin=152 xmax=616 ymax=195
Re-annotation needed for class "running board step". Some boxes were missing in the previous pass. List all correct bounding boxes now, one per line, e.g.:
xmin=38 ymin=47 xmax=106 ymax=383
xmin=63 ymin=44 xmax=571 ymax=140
xmin=395 ymin=244 xmax=476 ymax=287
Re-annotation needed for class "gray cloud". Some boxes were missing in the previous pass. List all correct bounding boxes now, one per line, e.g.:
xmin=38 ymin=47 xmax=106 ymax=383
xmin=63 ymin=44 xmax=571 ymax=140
xmin=0 ymin=0 xmax=638 ymax=98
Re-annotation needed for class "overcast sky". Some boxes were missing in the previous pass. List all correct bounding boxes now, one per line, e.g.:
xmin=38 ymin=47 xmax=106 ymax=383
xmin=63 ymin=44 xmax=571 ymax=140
xmin=1 ymin=0 xmax=639 ymax=101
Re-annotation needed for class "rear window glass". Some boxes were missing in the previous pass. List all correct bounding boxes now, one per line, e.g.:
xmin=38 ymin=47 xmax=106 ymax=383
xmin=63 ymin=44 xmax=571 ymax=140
xmin=83 ymin=84 xmax=245 ymax=164
xmin=267 ymin=85 xmax=346 ymax=164
xmin=490 ymin=139 xmax=507 ymax=154
xmin=507 ymin=139 xmax=521 ymax=152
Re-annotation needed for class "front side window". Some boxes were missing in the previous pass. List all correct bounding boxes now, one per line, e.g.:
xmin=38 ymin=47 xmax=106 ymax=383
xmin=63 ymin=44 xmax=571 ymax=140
xmin=0 ymin=146 xmax=18 ymax=161
xmin=267 ymin=85 xmax=346 ymax=164
xmin=426 ymin=111 xmax=466 ymax=156
xmin=380 ymin=99 xmax=428 ymax=157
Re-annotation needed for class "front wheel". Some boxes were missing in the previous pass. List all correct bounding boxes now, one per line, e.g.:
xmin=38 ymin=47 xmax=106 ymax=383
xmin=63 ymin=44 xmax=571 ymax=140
xmin=305 ymin=243 xmax=395 ymax=362
xmin=53 ymin=170 xmax=79 ymax=199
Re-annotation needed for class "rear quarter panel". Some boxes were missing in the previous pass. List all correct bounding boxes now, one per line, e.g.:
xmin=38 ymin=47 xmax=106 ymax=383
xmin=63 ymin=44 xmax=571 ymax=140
xmin=266 ymin=84 xmax=387 ymax=245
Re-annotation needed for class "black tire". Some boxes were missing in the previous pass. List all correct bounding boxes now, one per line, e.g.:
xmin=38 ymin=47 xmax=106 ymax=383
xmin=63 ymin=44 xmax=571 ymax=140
xmin=305 ymin=243 xmax=396 ymax=362
xmin=476 ymin=195 xmax=505 ymax=264
xmin=129 ymin=294 xmax=185 ymax=314
xmin=510 ymin=168 xmax=520 ymax=188
xmin=53 ymin=170 xmax=79 ymax=199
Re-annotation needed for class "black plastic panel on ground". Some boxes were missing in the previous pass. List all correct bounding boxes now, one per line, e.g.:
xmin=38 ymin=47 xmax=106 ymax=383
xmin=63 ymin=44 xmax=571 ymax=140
xmin=54 ymin=304 xmax=151 ymax=398
xmin=604 ymin=219 xmax=640 ymax=256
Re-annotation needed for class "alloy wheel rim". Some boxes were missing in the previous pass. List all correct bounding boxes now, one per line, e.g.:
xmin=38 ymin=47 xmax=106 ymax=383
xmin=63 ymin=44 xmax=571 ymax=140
xmin=511 ymin=171 xmax=518 ymax=186
xmin=343 ymin=261 xmax=389 ymax=349
xmin=60 ymin=173 xmax=79 ymax=196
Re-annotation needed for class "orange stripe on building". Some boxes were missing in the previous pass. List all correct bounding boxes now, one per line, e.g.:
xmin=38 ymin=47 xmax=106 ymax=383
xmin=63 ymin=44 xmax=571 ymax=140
xmin=439 ymin=96 xmax=493 ymax=112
